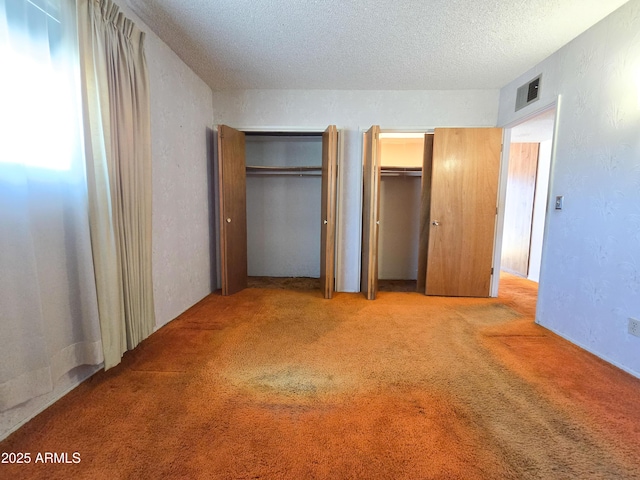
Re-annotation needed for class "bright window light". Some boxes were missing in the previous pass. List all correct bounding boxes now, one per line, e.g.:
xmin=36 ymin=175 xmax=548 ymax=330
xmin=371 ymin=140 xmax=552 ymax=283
xmin=0 ymin=0 xmax=78 ymax=172
xmin=0 ymin=48 xmax=76 ymax=170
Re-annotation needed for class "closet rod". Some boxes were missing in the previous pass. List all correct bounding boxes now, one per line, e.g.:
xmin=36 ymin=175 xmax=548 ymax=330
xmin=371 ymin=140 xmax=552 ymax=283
xmin=381 ymin=167 xmax=422 ymax=177
xmin=246 ymin=166 xmax=322 ymax=176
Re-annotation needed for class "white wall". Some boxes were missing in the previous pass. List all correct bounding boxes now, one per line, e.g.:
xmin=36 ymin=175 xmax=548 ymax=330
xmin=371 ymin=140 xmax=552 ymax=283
xmin=132 ymin=8 xmax=215 ymax=329
xmin=498 ymin=0 xmax=640 ymax=376
xmin=212 ymin=90 xmax=499 ymax=291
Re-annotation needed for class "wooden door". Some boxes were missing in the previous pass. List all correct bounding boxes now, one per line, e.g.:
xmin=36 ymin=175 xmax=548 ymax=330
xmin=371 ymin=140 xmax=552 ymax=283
xmin=425 ymin=128 xmax=502 ymax=297
xmin=320 ymin=125 xmax=338 ymax=299
xmin=361 ymin=126 xmax=381 ymax=300
xmin=501 ymin=143 xmax=540 ymax=276
xmin=217 ymin=125 xmax=247 ymax=296
xmin=417 ymin=134 xmax=434 ymax=293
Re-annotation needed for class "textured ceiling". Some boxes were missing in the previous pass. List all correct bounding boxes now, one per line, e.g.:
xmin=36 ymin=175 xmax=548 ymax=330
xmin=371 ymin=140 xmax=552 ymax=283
xmin=125 ymin=0 xmax=629 ymax=91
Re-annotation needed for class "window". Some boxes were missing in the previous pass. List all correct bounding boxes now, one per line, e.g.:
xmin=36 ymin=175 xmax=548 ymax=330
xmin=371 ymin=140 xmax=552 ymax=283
xmin=0 ymin=0 xmax=82 ymax=171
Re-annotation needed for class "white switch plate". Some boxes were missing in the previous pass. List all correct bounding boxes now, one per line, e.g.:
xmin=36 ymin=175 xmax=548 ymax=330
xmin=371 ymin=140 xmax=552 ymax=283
xmin=555 ymin=195 xmax=564 ymax=210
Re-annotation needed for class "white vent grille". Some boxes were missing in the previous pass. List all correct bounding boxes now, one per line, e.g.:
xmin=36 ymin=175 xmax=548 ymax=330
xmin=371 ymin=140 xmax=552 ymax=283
xmin=515 ymin=75 xmax=541 ymax=111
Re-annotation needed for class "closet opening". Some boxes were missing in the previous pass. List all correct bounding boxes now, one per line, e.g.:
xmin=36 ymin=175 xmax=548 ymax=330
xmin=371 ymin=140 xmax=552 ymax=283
xmin=217 ymin=125 xmax=338 ymax=298
xmin=245 ymin=133 xmax=323 ymax=290
xmin=377 ymin=133 xmax=425 ymax=292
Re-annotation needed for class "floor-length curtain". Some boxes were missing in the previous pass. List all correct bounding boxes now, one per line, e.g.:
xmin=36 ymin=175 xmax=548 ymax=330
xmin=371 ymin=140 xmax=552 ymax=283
xmin=77 ymin=0 xmax=154 ymax=369
xmin=0 ymin=0 xmax=103 ymax=413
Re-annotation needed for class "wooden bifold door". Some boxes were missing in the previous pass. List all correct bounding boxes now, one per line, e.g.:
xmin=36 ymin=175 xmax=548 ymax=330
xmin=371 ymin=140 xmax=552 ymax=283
xmin=217 ymin=125 xmax=248 ymax=296
xmin=361 ymin=127 xmax=503 ymax=299
xmin=217 ymin=125 xmax=338 ymax=298
xmin=360 ymin=126 xmax=380 ymax=300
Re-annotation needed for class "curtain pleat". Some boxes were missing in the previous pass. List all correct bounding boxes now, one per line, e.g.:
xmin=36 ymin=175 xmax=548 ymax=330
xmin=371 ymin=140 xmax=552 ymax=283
xmin=77 ymin=0 xmax=154 ymax=368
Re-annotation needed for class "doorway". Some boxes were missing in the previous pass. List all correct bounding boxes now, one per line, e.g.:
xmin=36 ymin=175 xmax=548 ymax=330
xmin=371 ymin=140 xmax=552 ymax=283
xmin=500 ymin=107 xmax=556 ymax=283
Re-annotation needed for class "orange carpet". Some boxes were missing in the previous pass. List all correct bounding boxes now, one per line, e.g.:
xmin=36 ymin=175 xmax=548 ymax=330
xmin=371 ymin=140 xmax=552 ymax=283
xmin=1 ymin=274 xmax=639 ymax=479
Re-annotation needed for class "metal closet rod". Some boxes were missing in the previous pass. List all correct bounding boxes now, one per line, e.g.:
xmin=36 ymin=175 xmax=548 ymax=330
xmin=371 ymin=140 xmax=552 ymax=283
xmin=246 ymin=165 xmax=322 ymax=176
xmin=381 ymin=166 xmax=422 ymax=177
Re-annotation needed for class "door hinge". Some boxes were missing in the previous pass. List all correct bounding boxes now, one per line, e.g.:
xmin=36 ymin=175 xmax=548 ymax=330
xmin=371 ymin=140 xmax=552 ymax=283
xmin=491 ymin=267 xmax=494 ymax=275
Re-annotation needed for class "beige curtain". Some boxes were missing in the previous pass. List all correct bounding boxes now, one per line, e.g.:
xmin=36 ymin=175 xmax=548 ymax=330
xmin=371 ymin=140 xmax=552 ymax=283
xmin=77 ymin=0 xmax=155 ymax=369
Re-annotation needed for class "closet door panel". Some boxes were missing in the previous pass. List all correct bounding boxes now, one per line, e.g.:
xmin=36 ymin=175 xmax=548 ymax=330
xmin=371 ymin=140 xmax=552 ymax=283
xmin=320 ymin=125 xmax=338 ymax=299
xmin=360 ymin=126 xmax=381 ymax=300
xmin=417 ymin=134 xmax=434 ymax=293
xmin=426 ymin=128 xmax=502 ymax=297
xmin=218 ymin=125 xmax=247 ymax=296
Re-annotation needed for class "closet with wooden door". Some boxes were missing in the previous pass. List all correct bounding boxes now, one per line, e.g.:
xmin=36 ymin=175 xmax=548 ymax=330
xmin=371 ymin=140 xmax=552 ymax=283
xmin=217 ymin=125 xmax=338 ymax=299
xmin=361 ymin=126 xmax=502 ymax=299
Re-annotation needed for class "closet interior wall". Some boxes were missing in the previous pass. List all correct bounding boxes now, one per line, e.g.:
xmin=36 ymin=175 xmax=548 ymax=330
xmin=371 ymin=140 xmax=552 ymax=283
xmin=245 ymin=135 xmax=322 ymax=278
xmin=378 ymin=137 xmax=425 ymax=281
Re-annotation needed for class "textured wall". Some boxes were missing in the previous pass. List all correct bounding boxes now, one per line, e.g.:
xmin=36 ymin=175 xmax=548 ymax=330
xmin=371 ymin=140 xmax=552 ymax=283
xmin=498 ymin=0 xmax=640 ymax=376
xmin=212 ymin=89 xmax=499 ymax=291
xmin=121 ymin=4 xmax=215 ymax=329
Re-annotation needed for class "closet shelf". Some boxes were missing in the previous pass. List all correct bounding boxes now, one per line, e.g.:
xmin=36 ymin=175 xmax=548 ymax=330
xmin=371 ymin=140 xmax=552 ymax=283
xmin=246 ymin=166 xmax=322 ymax=176
xmin=381 ymin=166 xmax=422 ymax=177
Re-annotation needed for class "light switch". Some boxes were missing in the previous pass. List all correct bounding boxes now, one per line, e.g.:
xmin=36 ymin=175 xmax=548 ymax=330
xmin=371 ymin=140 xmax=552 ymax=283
xmin=555 ymin=195 xmax=564 ymax=210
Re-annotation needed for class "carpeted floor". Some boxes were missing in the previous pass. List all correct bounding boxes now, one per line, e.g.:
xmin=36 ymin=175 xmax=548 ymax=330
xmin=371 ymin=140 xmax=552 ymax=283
xmin=247 ymin=276 xmax=320 ymax=290
xmin=247 ymin=277 xmax=418 ymax=293
xmin=2 ymin=274 xmax=639 ymax=479
xmin=378 ymin=279 xmax=417 ymax=292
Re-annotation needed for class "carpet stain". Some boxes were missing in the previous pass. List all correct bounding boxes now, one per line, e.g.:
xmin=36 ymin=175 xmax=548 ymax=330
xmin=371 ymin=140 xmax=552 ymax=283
xmin=1 ymin=274 xmax=639 ymax=479
xmin=235 ymin=365 xmax=345 ymax=399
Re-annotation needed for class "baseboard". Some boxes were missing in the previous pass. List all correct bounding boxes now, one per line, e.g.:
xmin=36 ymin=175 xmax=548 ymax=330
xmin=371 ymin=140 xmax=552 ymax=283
xmin=536 ymin=321 xmax=640 ymax=380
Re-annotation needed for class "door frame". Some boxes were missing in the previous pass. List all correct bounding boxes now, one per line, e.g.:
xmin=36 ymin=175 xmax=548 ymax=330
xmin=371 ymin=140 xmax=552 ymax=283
xmin=491 ymin=97 xmax=561 ymax=300
xmin=213 ymin=125 xmax=343 ymax=292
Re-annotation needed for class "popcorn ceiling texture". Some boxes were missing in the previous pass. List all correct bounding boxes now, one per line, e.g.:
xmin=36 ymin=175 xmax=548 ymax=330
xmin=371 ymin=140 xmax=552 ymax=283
xmin=124 ymin=0 xmax=628 ymax=91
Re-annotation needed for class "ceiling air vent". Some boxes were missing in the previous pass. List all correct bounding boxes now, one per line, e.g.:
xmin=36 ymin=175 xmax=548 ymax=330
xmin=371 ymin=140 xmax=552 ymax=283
xmin=515 ymin=74 xmax=541 ymax=111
